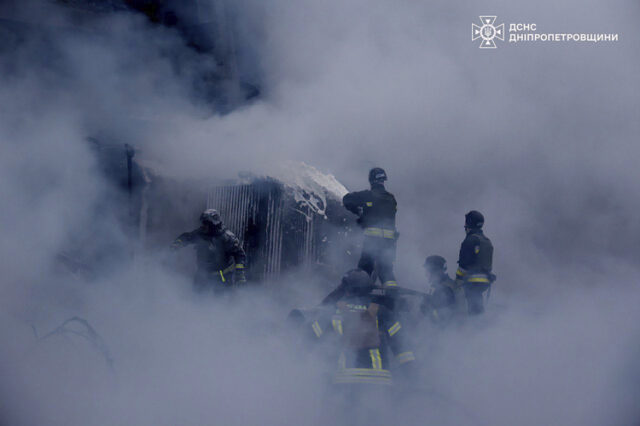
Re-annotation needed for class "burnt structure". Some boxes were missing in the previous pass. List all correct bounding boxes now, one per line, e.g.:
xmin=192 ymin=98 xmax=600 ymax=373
xmin=206 ymin=176 xmax=357 ymax=284
xmin=55 ymin=138 xmax=359 ymax=287
xmin=70 ymin=140 xmax=358 ymax=286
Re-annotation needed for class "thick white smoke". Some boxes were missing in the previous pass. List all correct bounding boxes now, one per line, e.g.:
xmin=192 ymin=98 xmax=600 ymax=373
xmin=0 ymin=0 xmax=639 ymax=424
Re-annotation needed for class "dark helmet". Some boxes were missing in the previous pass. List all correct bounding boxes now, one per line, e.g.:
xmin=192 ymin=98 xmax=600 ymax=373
xmin=368 ymin=167 xmax=387 ymax=185
xmin=424 ymin=255 xmax=447 ymax=272
xmin=341 ymin=268 xmax=374 ymax=296
xmin=465 ymin=210 xmax=484 ymax=229
xmin=200 ymin=208 xmax=222 ymax=226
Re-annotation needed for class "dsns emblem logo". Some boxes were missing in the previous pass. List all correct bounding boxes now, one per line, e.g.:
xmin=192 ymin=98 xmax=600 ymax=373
xmin=472 ymin=16 xmax=504 ymax=49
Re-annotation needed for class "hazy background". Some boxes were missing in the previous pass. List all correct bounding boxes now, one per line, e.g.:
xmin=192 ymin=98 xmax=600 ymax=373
xmin=0 ymin=0 xmax=639 ymax=424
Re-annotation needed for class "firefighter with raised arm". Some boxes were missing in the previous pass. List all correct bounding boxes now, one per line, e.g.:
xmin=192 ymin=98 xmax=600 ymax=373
xmin=343 ymin=167 xmax=399 ymax=288
xmin=455 ymin=210 xmax=495 ymax=315
xmin=171 ymin=209 xmax=247 ymax=293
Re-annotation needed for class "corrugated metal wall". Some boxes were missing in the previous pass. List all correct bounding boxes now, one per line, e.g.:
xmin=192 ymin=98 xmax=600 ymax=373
xmin=207 ymin=182 xmax=320 ymax=283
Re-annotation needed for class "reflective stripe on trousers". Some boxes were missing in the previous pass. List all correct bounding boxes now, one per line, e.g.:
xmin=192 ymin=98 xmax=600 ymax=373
xmin=218 ymin=263 xmax=236 ymax=283
xmin=332 ymin=368 xmax=392 ymax=385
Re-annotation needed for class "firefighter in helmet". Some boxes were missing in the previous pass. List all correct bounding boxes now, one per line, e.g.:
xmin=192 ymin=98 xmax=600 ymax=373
xmin=343 ymin=167 xmax=399 ymax=288
xmin=171 ymin=209 xmax=247 ymax=292
xmin=455 ymin=211 xmax=495 ymax=315
xmin=421 ymin=255 xmax=458 ymax=324
xmin=309 ymin=268 xmax=415 ymax=417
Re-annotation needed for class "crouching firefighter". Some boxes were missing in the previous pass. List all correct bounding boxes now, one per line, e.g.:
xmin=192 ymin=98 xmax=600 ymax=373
xmin=455 ymin=210 xmax=495 ymax=315
xmin=171 ymin=209 xmax=247 ymax=293
xmin=343 ymin=167 xmax=399 ymax=289
xmin=309 ymin=269 xmax=415 ymax=419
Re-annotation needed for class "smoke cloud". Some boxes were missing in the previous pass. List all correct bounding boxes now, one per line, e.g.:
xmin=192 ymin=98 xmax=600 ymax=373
xmin=0 ymin=0 xmax=639 ymax=424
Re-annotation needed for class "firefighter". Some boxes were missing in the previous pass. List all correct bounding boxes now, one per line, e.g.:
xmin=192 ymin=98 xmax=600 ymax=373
xmin=309 ymin=269 xmax=415 ymax=388
xmin=343 ymin=167 xmax=398 ymax=288
xmin=455 ymin=211 xmax=495 ymax=315
xmin=171 ymin=209 xmax=247 ymax=292
xmin=420 ymin=255 xmax=457 ymax=324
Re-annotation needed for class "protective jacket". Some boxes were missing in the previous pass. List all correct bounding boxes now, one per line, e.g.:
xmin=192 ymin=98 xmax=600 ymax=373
xmin=310 ymin=295 xmax=415 ymax=386
xmin=343 ymin=184 xmax=398 ymax=287
xmin=343 ymin=184 xmax=397 ymax=231
xmin=421 ymin=273 xmax=457 ymax=323
xmin=173 ymin=226 xmax=246 ymax=284
xmin=455 ymin=229 xmax=493 ymax=284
